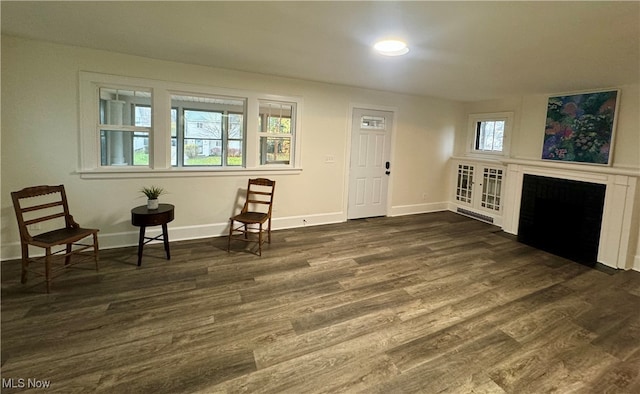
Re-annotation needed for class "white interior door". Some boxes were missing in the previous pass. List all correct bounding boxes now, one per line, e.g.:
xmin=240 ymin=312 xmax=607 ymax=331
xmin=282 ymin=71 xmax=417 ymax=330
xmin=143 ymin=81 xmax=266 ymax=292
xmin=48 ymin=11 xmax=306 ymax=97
xmin=347 ymin=108 xmax=393 ymax=219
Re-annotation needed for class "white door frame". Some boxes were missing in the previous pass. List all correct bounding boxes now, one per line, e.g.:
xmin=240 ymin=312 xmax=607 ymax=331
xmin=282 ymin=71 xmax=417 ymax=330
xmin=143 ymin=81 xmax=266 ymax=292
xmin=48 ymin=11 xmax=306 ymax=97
xmin=343 ymin=103 xmax=398 ymax=219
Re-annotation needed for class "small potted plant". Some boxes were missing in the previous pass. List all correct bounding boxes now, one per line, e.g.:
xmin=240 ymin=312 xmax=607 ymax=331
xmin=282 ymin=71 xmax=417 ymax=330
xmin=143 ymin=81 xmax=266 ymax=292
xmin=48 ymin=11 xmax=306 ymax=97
xmin=140 ymin=186 xmax=165 ymax=210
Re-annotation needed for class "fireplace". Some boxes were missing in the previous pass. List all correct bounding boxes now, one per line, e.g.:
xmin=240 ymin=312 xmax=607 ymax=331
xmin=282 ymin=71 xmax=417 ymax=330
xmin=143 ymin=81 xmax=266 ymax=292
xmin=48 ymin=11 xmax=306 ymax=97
xmin=518 ymin=174 xmax=606 ymax=267
xmin=500 ymin=159 xmax=638 ymax=270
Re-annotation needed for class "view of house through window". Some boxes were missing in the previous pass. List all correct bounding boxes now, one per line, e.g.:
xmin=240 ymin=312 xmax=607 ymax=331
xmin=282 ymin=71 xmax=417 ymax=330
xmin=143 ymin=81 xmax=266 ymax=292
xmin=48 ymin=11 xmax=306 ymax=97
xmin=171 ymin=94 xmax=245 ymax=167
xmin=259 ymin=100 xmax=295 ymax=165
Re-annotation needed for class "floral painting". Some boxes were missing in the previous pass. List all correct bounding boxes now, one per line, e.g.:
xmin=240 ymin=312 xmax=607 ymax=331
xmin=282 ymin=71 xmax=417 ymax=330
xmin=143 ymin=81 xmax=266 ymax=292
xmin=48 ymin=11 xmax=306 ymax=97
xmin=542 ymin=90 xmax=618 ymax=165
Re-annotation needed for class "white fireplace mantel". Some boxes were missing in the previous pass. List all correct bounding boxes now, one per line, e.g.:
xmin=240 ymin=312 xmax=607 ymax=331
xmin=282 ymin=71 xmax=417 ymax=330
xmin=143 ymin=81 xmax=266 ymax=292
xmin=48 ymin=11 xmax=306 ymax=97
xmin=501 ymin=158 xmax=640 ymax=177
xmin=500 ymin=158 xmax=639 ymax=270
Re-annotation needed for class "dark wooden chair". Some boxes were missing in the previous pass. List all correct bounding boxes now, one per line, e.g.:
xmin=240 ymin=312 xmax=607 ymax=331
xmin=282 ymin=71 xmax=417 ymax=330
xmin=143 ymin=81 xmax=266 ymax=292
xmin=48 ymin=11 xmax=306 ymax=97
xmin=11 ymin=185 xmax=99 ymax=293
xmin=227 ymin=178 xmax=276 ymax=256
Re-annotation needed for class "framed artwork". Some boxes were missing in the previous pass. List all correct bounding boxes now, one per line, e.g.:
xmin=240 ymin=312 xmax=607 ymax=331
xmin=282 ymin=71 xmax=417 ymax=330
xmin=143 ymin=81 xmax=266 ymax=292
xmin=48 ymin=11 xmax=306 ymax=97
xmin=541 ymin=90 xmax=619 ymax=165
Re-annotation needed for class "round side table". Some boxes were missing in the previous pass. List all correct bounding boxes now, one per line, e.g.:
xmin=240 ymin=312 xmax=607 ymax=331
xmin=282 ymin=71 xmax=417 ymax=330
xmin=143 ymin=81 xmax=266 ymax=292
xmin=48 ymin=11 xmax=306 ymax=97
xmin=131 ymin=203 xmax=175 ymax=266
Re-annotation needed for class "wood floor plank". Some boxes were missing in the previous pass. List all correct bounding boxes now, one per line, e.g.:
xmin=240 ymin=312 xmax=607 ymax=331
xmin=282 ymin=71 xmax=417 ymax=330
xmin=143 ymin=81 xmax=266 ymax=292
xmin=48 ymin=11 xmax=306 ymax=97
xmin=291 ymin=289 xmax=415 ymax=334
xmin=590 ymin=313 xmax=640 ymax=360
xmin=254 ymin=308 xmax=398 ymax=369
xmin=208 ymin=325 xmax=404 ymax=394
xmin=487 ymin=320 xmax=604 ymax=392
xmin=588 ymin=355 xmax=640 ymax=394
xmin=2 ymin=211 xmax=639 ymax=393
xmin=95 ymin=348 xmax=256 ymax=393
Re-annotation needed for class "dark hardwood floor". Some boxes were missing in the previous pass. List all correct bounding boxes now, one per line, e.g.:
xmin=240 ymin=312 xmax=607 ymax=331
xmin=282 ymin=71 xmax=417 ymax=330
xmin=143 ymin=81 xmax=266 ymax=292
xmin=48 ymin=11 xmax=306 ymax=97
xmin=2 ymin=211 xmax=639 ymax=393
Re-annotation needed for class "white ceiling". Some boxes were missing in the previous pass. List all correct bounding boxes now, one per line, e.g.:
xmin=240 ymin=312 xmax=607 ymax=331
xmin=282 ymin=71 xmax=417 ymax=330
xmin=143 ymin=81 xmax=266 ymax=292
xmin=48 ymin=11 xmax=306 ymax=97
xmin=2 ymin=1 xmax=638 ymax=102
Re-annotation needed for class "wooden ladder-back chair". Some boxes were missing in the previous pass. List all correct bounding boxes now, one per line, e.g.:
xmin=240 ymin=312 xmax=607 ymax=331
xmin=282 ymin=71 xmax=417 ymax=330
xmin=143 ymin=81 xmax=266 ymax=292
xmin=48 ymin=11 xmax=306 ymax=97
xmin=227 ymin=178 xmax=276 ymax=256
xmin=11 ymin=185 xmax=99 ymax=293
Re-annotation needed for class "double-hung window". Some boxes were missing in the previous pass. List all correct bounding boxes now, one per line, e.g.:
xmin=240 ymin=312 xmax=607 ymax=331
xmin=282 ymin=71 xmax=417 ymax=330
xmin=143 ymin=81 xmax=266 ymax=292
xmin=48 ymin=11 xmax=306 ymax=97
xmin=258 ymin=100 xmax=296 ymax=165
xmin=98 ymin=88 xmax=152 ymax=167
xmin=79 ymin=72 xmax=302 ymax=176
xmin=467 ymin=112 xmax=513 ymax=157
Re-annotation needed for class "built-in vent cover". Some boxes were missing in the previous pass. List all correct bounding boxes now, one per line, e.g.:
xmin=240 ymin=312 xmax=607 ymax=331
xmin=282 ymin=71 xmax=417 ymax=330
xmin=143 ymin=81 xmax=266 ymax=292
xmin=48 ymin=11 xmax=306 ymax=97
xmin=457 ymin=207 xmax=494 ymax=224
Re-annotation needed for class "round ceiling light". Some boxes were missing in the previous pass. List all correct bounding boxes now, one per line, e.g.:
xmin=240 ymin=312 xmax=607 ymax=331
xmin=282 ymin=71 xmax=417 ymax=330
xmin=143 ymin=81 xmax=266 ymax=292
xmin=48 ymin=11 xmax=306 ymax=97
xmin=374 ymin=39 xmax=409 ymax=56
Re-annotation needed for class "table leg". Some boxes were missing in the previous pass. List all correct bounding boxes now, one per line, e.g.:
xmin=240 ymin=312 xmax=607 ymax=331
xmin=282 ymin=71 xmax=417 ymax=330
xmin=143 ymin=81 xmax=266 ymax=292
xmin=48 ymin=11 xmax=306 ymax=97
xmin=137 ymin=226 xmax=146 ymax=267
xmin=162 ymin=223 xmax=171 ymax=260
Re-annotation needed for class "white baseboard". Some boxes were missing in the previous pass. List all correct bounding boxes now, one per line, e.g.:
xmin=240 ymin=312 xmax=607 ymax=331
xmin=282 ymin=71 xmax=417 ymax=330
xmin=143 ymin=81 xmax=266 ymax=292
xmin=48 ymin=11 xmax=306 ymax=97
xmin=1 ymin=205 xmax=461 ymax=261
xmin=272 ymin=211 xmax=346 ymax=230
xmin=0 ymin=211 xmax=347 ymax=261
xmin=2 ymin=205 xmax=453 ymax=261
xmin=389 ymin=202 xmax=448 ymax=217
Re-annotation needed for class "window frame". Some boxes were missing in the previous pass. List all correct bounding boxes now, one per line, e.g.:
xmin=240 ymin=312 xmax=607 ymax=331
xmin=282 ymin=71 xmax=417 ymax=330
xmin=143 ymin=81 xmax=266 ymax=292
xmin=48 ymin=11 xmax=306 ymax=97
xmin=258 ymin=99 xmax=296 ymax=166
xmin=466 ymin=112 xmax=513 ymax=158
xmin=97 ymin=87 xmax=152 ymax=167
xmin=79 ymin=72 xmax=303 ymax=178
xmin=170 ymin=92 xmax=246 ymax=168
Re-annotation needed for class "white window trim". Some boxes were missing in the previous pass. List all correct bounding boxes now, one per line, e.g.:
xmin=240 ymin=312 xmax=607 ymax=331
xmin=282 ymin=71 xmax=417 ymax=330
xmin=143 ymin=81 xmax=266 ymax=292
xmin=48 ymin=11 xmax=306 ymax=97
xmin=78 ymin=71 xmax=303 ymax=177
xmin=465 ymin=111 xmax=513 ymax=159
xmin=258 ymin=99 xmax=297 ymax=166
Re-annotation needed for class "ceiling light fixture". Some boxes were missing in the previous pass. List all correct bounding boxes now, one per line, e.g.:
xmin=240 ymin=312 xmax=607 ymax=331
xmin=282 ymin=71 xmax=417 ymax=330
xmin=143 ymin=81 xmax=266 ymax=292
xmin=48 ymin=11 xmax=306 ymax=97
xmin=374 ymin=39 xmax=409 ymax=56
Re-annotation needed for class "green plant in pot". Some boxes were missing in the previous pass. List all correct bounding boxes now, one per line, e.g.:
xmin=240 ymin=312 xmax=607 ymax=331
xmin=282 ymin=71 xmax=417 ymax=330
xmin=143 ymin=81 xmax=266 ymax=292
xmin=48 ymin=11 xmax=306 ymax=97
xmin=140 ymin=186 xmax=165 ymax=210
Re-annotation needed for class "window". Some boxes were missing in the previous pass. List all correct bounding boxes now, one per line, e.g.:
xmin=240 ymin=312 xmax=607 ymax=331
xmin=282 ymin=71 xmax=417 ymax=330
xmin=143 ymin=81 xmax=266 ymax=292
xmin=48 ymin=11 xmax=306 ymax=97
xmin=171 ymin=94 xmax=245 ymax=167
xmin=467 ymin=112 xmax=513 ymax=157
xmin=98 ymin=88 xmax=151 ymax=166
xmin=361 ymin=115 xmax=386 ymax=129
xmin=171 ymin=108 xmax=178 ymax=166
xmin=79 ymin=72 xmax=302 ymax=176
xmin=133 ymin=104 xmax=151 ymax=166
xmin=475 ymin=120 xmax=504 ymax=152
xmin=227 ymin=112 xmax=244 ymax=166
xmin=259 ymin=100 xmax=296 ymax=165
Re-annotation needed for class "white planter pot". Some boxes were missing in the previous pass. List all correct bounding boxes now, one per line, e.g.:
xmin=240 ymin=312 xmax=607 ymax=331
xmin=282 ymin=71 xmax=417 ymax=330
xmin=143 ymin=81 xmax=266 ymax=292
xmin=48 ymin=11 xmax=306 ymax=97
xmin=147 ymin=199 xmax=159 ymax=210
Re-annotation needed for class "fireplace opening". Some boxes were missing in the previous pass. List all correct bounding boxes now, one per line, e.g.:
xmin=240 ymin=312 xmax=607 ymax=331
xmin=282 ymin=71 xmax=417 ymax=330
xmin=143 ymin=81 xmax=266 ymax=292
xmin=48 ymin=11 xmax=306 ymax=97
xmin=518 ymin=174 xmax=606 ymax=267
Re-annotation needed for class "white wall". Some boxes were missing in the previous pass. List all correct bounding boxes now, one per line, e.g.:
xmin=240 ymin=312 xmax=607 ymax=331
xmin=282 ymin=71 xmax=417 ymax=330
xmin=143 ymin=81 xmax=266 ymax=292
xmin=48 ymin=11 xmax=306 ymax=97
xmin=1 ymin=36 xmax=462 ymax=260
xmin=455 ymin=85 xmax=640 ymax=169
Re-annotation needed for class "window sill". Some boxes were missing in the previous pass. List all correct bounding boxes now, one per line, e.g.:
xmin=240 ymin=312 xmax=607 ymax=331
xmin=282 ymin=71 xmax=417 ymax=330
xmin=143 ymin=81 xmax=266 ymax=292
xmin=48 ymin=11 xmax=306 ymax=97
xmin=77 ymin=167 xmax=303 ymax=179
